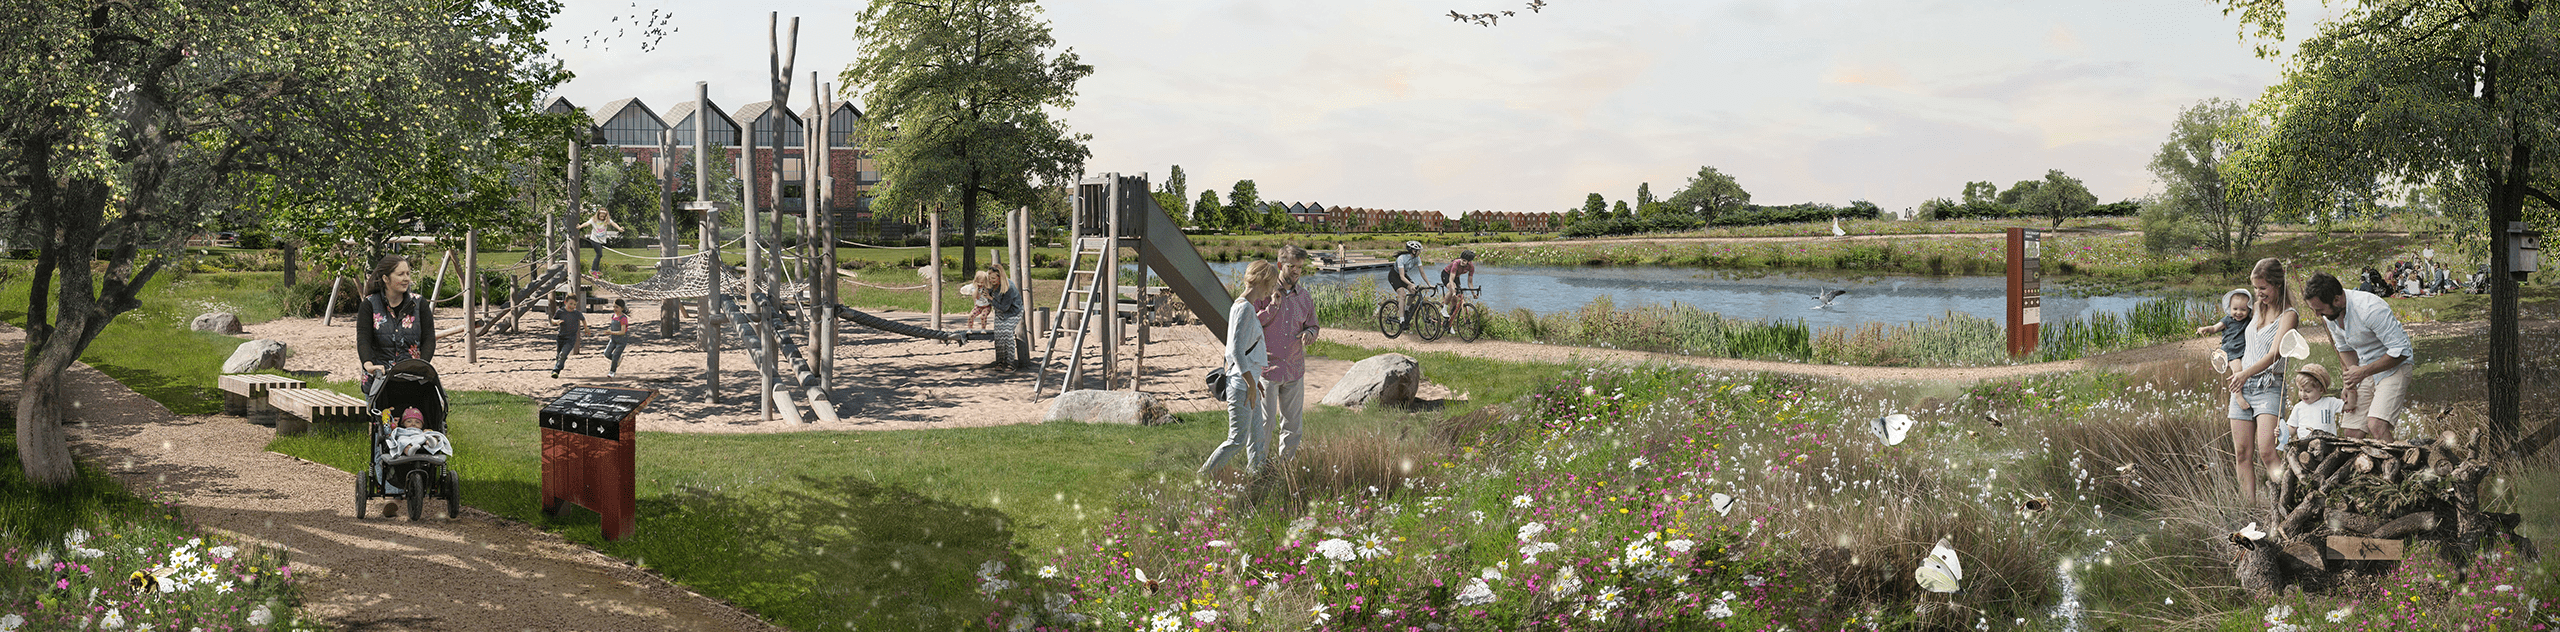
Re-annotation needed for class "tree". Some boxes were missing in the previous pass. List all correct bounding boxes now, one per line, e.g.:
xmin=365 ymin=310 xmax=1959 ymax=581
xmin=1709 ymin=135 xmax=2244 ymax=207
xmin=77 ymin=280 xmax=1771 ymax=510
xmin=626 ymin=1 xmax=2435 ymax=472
xmin=0 ymin=0 xmax=563 ymax=487
xmin=1665 ymin=166 xmax=1749 ymax=222
xmin=1580 ymin=193 xmax=1608 ymax=218
xmin=1996 ymin=179 xmax=2042 ymax=207
xmin=1193 ymin=190 xmax=1223 ymax=231
xmin=845 ymin=0 xmax=1093 ymax=277
xmin=2018 ymin=170 xmax=2095 ymax=229
xmin=2217 ymin=0 xmax=2560 ymax=452
xmin=1960 ymin=181 xmax=1999 ymax=206
xmin=1610 ymin=200 xmax=1633 ymax=219
xmin=2148 ymin=98 xmax=2273 ymax=260
xmin=1157 ymin=165 xmax=1189 ymax=225
xmin=1224 ymin=180 xmax=1261 ymax=232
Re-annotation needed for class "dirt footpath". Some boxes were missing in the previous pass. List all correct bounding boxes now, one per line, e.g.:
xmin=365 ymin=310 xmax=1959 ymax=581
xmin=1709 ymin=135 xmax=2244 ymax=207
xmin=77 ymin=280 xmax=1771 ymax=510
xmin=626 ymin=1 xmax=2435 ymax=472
xmin=6 ymin=325 xmax=784 ymax=632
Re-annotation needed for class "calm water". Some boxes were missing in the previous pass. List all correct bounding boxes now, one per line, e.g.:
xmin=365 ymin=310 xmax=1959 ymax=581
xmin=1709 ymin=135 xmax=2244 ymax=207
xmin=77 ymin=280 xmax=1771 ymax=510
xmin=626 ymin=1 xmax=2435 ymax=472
xmin=1184 ymin=262 xmax=2164 ymax=329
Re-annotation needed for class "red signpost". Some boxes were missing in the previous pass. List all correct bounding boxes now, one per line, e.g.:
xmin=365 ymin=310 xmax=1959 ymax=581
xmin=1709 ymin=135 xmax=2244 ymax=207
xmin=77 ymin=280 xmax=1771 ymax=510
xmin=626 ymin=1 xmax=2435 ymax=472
xmin=540 ymin=385 xmax=655 ymax=541
xmin=2006 ymin=228 xmax=2042 ymax=358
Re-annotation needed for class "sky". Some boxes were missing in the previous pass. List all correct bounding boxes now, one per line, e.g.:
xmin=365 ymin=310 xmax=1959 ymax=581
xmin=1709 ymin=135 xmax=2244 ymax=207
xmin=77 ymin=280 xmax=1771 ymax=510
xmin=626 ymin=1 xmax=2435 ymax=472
xmin=545 ymin=0 xmax=2342 ymax=216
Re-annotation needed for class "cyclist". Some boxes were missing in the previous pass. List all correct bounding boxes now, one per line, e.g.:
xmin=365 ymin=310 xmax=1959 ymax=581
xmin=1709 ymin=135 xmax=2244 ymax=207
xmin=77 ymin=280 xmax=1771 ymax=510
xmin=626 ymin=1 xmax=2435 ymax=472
xmin=1440 ymin=249 xmax=1477 ymax=314
xmin=1388 ymin=240 xmax=1427 ymax=308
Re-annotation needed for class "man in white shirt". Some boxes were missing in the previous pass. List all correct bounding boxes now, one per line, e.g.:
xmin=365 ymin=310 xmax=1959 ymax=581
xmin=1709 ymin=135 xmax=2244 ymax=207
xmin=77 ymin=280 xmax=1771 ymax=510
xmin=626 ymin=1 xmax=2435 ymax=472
xmin=2302 ymin=273 xmax=2414 ymax=441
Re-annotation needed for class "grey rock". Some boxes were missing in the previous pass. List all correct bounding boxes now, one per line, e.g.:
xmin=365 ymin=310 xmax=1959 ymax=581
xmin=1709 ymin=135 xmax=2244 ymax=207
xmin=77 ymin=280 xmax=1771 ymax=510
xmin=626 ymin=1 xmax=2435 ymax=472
xmin=222 ymin=339 xmax=290 ymax=374
xmin=1044 ymin=390 xmax=1173 ymax=426
xmin=1320 ymin=353 xmax=1423 ymax=408
xmin=191 ymin=312 xmax=243 ymax=335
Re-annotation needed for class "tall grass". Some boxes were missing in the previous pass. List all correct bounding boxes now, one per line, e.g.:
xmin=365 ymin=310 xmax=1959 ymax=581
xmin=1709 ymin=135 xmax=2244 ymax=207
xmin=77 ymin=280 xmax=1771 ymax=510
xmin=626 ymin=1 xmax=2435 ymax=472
xmin=1315 ymin=283 xmax=2214 ymax=367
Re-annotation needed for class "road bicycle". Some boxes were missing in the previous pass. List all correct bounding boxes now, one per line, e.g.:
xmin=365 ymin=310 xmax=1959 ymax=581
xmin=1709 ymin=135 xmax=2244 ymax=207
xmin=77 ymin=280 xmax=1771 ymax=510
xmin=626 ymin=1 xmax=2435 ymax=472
xmin=1445 ymin=286 xmax=1487 ymax=342
xmin=1375 ymin=285 xmax=1447 ymax=341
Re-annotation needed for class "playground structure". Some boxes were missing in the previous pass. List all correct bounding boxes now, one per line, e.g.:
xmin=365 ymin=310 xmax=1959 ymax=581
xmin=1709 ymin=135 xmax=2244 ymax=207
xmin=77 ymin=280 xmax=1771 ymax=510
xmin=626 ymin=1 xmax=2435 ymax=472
xmin=380 ymin=16 xmax=1233 ymax=421
xmin=1033 ymin=172 xmax=1232 ymax=396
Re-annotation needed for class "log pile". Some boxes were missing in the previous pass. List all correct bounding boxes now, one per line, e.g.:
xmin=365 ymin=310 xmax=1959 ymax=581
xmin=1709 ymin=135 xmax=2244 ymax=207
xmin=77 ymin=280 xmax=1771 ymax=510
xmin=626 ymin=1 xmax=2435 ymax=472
xmin=2229 ymin=429 xmax=2540 ymax=597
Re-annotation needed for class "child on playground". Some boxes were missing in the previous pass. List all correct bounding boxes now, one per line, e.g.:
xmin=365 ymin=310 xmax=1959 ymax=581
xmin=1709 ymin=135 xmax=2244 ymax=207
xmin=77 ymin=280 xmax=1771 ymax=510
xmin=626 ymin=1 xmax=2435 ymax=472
xmin=603 ymin=299 xmax=632 ymax=378
xmin=2194 ymin=288 xmax=2253 ymax=375
xmin=963 ymin=269 xmax=996 ymax=330
xmin=550 ymin=291 xmax=583 ymax=379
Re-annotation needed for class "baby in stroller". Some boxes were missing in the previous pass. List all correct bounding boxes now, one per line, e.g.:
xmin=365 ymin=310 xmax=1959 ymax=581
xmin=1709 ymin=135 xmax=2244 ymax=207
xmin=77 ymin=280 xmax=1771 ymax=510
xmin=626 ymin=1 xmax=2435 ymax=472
xmin=377 ymin=408 xmax=451 ymax=494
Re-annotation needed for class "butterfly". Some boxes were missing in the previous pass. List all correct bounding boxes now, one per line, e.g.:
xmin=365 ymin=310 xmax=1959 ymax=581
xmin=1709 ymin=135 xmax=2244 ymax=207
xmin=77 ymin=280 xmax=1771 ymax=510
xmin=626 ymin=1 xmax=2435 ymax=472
xmin=1711 ymin=492 xmax=1739 ymax=516
xmin=2238 ymin=521 xmax=2266 ymax=542
xmin=1870 ymin=413 xmax=1915 ymax=446
xmin=1914 ymin=537 xmax=1963 ymax=594
xmin=1983 ymin=411 xmax=2003 ymax=428
xmin=1133 ymin=567 xmax=1161 ymax=595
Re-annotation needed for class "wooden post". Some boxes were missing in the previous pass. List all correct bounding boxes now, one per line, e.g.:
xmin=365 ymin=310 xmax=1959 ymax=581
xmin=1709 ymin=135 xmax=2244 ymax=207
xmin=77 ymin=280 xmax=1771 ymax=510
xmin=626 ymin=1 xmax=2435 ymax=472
xmin=695 ymin=81 xmax=720 ymax=405
xmin=810 ymin=75 xmax=832 ymax=387
xmin=1102 ymin=176 xmax=1120 ymax=387
xmin=322 ymin=276 xmax=344 ymax=325
xmin=465 ymin=230 xmax=478 ymax=364
xmin=930 ymin=204 xmax=943 ymax=334
xmin=566 ymin=138 xmax=585 ymax=312
xmin=429 ymin=250 xmax=453 ymax=306
xmin=743 ymin=134 xmax=772 ymax=422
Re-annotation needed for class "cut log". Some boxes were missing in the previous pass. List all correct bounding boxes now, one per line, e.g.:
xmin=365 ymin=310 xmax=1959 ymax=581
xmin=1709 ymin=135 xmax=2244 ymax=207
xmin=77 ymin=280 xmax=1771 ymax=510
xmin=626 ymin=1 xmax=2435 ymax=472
xmin=2327 ymin=510 xmax=2381 ymax=535
xmin=2380 ymin=458 xmax=2402 ymax=483
xmin=2399 ymin=446 xmax=2423 ymax=466
xmin=2279 ymin=492 xmax=2325 ymax=538
xmin=2372 ymin=512 xmax=2441 ymax=540
xmin=2353 ymin=454 xmax=2376 ymax=475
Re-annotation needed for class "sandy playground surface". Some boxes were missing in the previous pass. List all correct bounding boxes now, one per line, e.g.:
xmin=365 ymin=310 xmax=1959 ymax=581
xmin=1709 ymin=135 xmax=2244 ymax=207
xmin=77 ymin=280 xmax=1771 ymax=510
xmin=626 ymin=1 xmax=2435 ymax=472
xmin=242 ymin=302 xmax=1414 ymax=433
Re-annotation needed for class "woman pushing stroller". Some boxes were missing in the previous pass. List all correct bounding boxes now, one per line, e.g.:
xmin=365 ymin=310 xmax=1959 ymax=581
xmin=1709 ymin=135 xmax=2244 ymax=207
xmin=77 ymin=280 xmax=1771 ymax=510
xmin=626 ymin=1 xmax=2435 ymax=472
xmin=356 ymin=254 xmax=436 ymax=385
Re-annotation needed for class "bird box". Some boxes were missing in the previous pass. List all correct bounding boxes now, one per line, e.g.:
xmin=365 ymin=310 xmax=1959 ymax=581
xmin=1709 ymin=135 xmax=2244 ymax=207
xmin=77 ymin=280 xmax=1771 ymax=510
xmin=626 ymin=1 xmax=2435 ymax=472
xmin=2509 ymin=221 xmax=2542 ymax=276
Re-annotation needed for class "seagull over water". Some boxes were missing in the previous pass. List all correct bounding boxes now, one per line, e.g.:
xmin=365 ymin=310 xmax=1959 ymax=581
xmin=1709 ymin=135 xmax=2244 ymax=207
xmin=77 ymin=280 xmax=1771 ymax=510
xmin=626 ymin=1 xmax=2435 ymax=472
xmin=1811 ymin=288 xmax=1848 ymax=309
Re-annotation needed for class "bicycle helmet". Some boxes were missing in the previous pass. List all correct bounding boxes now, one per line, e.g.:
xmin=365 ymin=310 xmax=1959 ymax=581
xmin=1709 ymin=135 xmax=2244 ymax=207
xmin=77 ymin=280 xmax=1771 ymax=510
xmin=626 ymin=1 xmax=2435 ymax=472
xmin=1459 ymin=250 xmax=1476 ymax=261
xmin=1403 ymin=240 xmax=1423 ymax=252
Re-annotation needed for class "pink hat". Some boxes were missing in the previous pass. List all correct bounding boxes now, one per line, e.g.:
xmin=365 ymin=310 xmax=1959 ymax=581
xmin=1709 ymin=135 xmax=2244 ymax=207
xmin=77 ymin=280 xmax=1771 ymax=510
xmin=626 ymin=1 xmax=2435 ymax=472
xmin=400 ymin=408 xmax=425 ymax=424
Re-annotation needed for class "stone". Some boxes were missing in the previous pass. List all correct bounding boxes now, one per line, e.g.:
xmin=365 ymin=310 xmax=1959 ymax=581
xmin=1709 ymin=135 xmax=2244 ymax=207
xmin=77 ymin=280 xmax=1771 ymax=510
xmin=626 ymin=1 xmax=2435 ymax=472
xmin=1044 ymin=390 xmax=1173 ymax=426
xmin=222 ymin=339 xmax=290 ymax=373
xmin=191 ymin=312 xmax=243 ymax=335
xmin=1320 ymin=353 xmax=1423 ymax=409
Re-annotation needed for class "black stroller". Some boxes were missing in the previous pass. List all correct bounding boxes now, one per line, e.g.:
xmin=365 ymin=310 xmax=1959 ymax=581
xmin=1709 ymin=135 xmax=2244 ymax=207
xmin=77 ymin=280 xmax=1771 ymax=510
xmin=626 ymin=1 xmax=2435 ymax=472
xmin=355 ymin=358 xmax=458 ymax=521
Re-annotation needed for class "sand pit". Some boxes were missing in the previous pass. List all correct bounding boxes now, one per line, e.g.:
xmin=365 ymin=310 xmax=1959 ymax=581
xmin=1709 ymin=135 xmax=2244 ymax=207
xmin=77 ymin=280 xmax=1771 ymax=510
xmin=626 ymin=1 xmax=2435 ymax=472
xmin=242 ymin=302 xmax=1381 ymax=434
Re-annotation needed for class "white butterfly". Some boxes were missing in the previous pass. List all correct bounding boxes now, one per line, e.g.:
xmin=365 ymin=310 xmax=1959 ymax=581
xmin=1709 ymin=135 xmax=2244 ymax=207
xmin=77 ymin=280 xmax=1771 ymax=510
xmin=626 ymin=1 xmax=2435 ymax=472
xmin=1870 ymin=413 xmax=1915 ymax=446
xmin=1915 ymin=537 xmax=1963 ymax=593
xmin=1133 ymin=567 xmax=1161 ymax=595
xmin=2238 ymin=521 xmax=2266 ymax=542
xmin=1711 ymin=492 xmax=1739 ymax=516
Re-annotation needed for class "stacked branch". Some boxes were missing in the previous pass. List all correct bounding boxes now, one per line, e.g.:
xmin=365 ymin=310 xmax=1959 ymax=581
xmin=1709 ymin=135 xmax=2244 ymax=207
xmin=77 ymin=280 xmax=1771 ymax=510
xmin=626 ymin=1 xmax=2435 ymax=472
xmin=2231 ymin=429 xmax=2540 ymax=597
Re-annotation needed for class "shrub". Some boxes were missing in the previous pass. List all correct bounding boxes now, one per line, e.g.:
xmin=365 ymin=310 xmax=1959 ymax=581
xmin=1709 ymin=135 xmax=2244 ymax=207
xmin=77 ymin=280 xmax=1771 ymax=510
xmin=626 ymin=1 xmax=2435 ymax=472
xmin=277 ymin=279 xmax=363 ymax=318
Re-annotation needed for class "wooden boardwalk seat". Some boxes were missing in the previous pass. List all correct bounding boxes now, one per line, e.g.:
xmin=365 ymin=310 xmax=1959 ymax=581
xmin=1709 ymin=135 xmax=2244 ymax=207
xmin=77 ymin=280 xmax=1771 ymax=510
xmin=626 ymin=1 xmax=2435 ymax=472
xmin=268 ymin=388 xmax=371 ymax=424
xmin=217 ymin=374 xmax=306 ymax=416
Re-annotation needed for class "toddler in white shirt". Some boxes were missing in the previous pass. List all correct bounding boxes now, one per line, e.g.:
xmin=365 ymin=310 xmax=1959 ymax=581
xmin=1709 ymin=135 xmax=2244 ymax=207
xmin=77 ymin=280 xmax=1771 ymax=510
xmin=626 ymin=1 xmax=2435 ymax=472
xmin=2283 ymin=363 xmax=2344 ymax=448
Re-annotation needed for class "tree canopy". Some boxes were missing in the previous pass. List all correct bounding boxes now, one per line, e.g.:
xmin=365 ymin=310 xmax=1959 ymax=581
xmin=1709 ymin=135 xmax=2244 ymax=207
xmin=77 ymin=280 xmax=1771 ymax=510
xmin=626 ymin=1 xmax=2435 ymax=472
xmin=1664 ymin=166 xmax=1750 ymax=223
xmin=0 ymin=0 xmax=565 ymax=487
xmin=2147 ymin=98 xmax=2274 ymax=259
xmin=844 ymin=0 xmax=1092 ymax=275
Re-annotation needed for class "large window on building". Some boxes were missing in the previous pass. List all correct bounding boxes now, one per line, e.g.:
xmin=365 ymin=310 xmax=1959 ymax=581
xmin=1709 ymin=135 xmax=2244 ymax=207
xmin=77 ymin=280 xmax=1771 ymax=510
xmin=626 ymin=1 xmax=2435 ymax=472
xmin=828 ymin=107 xmax=860 ymax=147
xmin=751 ymin=112 xmax=805 ymax=148
xmin=673 ymin=111 xmax=739 ymax=148
xmin=600 ymin=107 xmax=664 ymax=147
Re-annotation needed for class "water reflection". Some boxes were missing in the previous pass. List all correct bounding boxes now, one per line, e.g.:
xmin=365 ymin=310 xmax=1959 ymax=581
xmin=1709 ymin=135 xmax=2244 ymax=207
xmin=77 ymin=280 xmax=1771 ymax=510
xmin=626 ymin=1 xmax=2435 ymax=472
xmin=1191 ymin=262 xmax=2158 ymax=329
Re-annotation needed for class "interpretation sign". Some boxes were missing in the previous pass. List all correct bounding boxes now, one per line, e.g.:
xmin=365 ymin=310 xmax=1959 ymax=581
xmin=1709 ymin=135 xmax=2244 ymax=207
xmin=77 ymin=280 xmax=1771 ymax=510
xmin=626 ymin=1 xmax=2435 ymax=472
xmin=539 ymin=385 xmax=656 ymax=541
xmin=2006 ymin=228 xmax=2043 ymax=357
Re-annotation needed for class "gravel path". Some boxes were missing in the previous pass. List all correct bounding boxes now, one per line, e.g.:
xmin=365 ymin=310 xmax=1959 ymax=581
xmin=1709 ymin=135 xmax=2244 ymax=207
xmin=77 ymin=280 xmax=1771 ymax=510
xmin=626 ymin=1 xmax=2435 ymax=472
xmin=8 ymin=325 xmax=785 ymax=632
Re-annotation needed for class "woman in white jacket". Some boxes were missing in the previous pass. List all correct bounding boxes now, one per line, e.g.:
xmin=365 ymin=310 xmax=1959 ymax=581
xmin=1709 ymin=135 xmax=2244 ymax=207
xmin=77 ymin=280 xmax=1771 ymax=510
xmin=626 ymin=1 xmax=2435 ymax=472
xmin=1200 ymin=260 xmax=1280 ymax=476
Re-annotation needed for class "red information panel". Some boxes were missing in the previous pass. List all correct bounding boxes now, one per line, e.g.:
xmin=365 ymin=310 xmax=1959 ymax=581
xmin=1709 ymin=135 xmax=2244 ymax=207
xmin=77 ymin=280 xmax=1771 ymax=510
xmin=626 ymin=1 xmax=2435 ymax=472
xmin=539 ymin=385 xmax=654 ymax=541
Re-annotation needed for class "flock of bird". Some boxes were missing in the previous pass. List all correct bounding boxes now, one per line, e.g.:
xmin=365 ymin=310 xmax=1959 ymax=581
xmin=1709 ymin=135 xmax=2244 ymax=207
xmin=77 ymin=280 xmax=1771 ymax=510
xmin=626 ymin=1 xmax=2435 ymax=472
xmin=573 ymin=3 xmax=676 ymax=53
xmin=1447 ymin=0 xmax=1547 ymax=26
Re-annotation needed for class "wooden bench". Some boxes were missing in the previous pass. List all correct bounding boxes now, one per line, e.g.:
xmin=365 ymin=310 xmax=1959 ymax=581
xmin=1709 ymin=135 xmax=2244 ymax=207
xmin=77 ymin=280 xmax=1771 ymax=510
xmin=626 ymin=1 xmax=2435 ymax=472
xmin=268 ymin=388 xmax=371 ymax=426
xmin=217 ymin=374 xmax=306 ymax=417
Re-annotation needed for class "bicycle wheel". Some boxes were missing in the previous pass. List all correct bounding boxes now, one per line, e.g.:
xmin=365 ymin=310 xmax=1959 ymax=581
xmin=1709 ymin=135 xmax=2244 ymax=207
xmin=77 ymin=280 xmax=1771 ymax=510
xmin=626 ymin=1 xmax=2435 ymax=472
xmin=1375 ymin=299 xmax=1404 ymax=339
xmin=1417 ymin=303 xmax=1449 ymax=341
xmin=1456 ymin=303 xmax=1488 ymax=342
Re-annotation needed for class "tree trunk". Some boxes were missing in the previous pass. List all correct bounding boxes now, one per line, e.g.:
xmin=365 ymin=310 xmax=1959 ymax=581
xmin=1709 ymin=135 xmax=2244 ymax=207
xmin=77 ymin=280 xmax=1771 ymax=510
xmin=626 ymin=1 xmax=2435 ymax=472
xmin=16 ymin=337 xmax=84 ymax=488
xmin=961 ymin=166 xmax=981 ymax=278
xmin=282 ymin=241 xmax=299 ymax=288
xmin=2486 ymin=142 xmax=2525 ymax=454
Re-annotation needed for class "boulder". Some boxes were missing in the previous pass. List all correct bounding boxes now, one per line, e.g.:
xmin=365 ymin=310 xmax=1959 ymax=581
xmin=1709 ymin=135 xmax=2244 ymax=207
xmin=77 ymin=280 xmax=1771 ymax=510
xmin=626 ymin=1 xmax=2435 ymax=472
xmin=1044 ymin=390 xmax=1173 ymax=426
xmin=191 ymin=312 xmax=243 ymax=335
xmin=222 ymin=339 xmax=289 ymax=373
xmin=1320 ymin=353 xmax=1423 ymax=409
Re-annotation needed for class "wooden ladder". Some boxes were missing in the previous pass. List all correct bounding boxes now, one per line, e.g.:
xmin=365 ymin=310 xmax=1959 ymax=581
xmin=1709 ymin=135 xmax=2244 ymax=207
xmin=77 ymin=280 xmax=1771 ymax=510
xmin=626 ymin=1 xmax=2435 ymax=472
xmin=1034 ymin=237 xmax=1114 ymax=396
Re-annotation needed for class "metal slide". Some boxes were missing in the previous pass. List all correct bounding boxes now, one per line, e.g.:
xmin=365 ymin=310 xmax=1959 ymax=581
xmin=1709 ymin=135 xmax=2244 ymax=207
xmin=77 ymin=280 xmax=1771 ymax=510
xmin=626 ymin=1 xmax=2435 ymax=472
xmin=1131 ymin=194 xmax=1235 ymax=342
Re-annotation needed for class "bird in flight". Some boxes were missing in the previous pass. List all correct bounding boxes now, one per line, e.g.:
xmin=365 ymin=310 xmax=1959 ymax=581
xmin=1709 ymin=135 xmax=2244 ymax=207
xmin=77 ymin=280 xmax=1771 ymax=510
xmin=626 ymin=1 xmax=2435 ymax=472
xmin=1811 ymin=288 xmax=1847 ymax=309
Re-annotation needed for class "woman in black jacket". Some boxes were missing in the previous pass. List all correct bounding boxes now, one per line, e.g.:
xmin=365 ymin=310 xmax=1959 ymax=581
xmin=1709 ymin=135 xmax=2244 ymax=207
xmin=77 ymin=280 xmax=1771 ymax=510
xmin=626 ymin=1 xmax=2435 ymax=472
xmin=356 ymin=254 xmax=435 ymax=387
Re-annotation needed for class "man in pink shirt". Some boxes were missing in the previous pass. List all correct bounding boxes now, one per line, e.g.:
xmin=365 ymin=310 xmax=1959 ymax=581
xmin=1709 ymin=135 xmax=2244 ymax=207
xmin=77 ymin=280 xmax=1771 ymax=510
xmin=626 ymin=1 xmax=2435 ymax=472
xmin=1258 ymin=246 xmax=1321 ymax=463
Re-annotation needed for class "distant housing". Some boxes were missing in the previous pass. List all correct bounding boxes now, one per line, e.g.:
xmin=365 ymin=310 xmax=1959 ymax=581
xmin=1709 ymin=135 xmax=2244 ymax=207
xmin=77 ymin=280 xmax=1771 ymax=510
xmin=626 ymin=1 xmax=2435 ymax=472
xmin=545 ymin=95 xmax=883 ymax=220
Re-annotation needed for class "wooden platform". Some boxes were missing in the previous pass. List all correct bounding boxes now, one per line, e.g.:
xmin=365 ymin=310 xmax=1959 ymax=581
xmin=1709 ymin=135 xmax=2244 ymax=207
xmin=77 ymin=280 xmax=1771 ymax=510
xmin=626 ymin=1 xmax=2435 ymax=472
xmin=217 ymin=374 xmax=306 ymax=416
xmin=1314 ymin=253 xmax=1395 ymax=273
xmin=268 ymin=388 xmax=371 ymax=424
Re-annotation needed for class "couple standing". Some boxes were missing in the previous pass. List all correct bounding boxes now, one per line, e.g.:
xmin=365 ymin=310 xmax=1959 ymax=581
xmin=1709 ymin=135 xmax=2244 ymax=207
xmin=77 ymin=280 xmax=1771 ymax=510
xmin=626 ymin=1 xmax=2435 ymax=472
xmin=1200 ymin=246 xmax=1320 ymax=477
